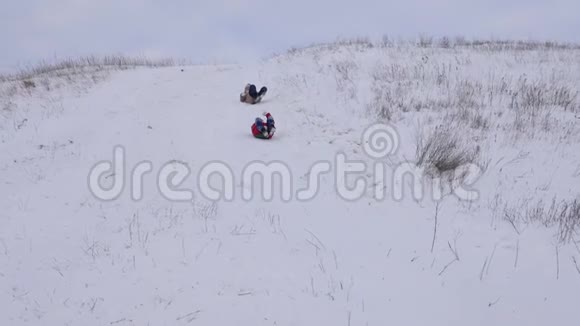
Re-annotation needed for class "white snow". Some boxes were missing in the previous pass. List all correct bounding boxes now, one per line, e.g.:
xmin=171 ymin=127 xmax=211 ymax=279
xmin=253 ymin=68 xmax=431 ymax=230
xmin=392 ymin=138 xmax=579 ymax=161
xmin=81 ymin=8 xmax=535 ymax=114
xmin=1 ymin=43 xmax=580 ymax=325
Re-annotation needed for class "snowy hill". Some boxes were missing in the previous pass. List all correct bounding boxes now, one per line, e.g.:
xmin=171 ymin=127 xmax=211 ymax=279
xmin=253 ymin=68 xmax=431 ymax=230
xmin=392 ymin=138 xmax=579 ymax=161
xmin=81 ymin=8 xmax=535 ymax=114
xmin=1 ymin=42 xmax=580 ymax=325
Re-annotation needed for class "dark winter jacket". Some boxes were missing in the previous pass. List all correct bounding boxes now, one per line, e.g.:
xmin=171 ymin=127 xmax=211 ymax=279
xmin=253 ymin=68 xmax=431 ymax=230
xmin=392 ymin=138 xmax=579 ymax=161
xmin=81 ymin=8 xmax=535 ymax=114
xmin=240 ymin=84 xmax=267 ymax=104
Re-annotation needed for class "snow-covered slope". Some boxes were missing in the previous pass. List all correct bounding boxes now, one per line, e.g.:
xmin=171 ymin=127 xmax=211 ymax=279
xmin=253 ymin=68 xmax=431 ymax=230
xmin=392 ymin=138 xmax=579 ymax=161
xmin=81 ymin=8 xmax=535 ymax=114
xmin=1 ymin=43 xmax=580 ymax=325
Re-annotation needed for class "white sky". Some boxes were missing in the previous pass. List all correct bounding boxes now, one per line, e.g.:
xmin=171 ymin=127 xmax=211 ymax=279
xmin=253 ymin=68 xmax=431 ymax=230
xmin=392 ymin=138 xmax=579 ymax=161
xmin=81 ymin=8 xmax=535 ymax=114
xmin=1 ymin=0 xmax=579 ymax=72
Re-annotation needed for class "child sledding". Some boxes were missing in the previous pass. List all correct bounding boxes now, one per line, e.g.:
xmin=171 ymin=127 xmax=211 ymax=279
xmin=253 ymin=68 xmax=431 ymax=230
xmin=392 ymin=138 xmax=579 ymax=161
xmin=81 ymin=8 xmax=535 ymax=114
xmin=240 ymin=83 xmax=267 ymax=104
xmin=251 ymin=112 xmax=275 ymax=139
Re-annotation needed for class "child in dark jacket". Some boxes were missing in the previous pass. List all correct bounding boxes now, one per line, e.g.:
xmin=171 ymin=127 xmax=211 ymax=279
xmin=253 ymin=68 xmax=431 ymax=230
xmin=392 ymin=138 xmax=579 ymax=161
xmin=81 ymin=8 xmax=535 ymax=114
xmin=251 ymin=112 xmax=275 ymax=139
xmin=240 ymin=84 xmax=268 ymax=104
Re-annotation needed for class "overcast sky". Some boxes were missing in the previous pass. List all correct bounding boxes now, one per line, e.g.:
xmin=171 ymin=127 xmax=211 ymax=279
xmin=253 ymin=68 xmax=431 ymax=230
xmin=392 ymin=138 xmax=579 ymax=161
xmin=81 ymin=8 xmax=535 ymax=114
xmin=1 ymin=0 xmax=579 ymax=72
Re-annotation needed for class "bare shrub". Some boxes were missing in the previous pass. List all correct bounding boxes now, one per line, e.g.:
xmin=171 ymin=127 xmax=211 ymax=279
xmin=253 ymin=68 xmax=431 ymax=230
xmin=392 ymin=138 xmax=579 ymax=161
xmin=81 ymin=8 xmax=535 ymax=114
xmin=511 ymin=81 xmax=547 ymax=111
xmin=469 ymin=112 xmax=490 ymax=130
xmin=438 ymin=36 xmax=451 ymax=49
xmin=367 ymin=64 xmax=413 ymax=119
xmin=22 ymin=80 xmax=36 ymax=88
xmin=434 ymin=63 xmax=450 ymax=88
xmin=552 ymin=200 xmax=580 ymax=242
xmin=418 ymin=34 xmax=434 ymax=48
xmin=508 ymin=78 xmax=578 ymax=132
xmin=455 ymin=80 xmax=482 ymax=109
xmin=367 ymin=88 xmax=394 ymax=120
xmin=381 ymin=35 xmax=394 ymax=47
xmin=336 ymin=36 xmax=374 ymax=49
xmin=333 ymin=59 xmax=358 ymax=99
xmin=368 ymin=81 xmax=413 ymax=118
xmin=552 ymin=86 xmax=578 ymax=111
xmin=372 ymin=63 xmax=410 ymax=83
xmin=416 ymin=126 xmax=480 ymax=175
xmin=334 ymin=59 xmax=357 ymax=82
xmin=194 ymin=201 xmax=218 ymax=233
xmin=454 ymin=36 xmax=470 ymax=47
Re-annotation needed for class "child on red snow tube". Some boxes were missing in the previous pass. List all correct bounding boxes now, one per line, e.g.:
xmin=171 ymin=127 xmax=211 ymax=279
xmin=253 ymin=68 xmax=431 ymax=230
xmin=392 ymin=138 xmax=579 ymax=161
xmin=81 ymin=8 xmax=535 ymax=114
xmin=251 ymin=112 xmax=276 ymax=139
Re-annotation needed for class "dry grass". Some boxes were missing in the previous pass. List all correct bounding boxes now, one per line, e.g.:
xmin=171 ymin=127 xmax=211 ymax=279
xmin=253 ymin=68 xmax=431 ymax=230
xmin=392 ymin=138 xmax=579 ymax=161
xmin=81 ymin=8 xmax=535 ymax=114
xmin=415 ymin=126 xmax=480 ymax=175
xmin=365 ymin=52 xmax=578 ymax=138
xmin=0 ymin=55 xmax=177 ymax=83
xmin=504 ymin=197 xmax=580 ymax=243
xmin=0 ymin=55 xmax=180 ymax=103
xmin=281 ymin=36 xmax=580 ymax=57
